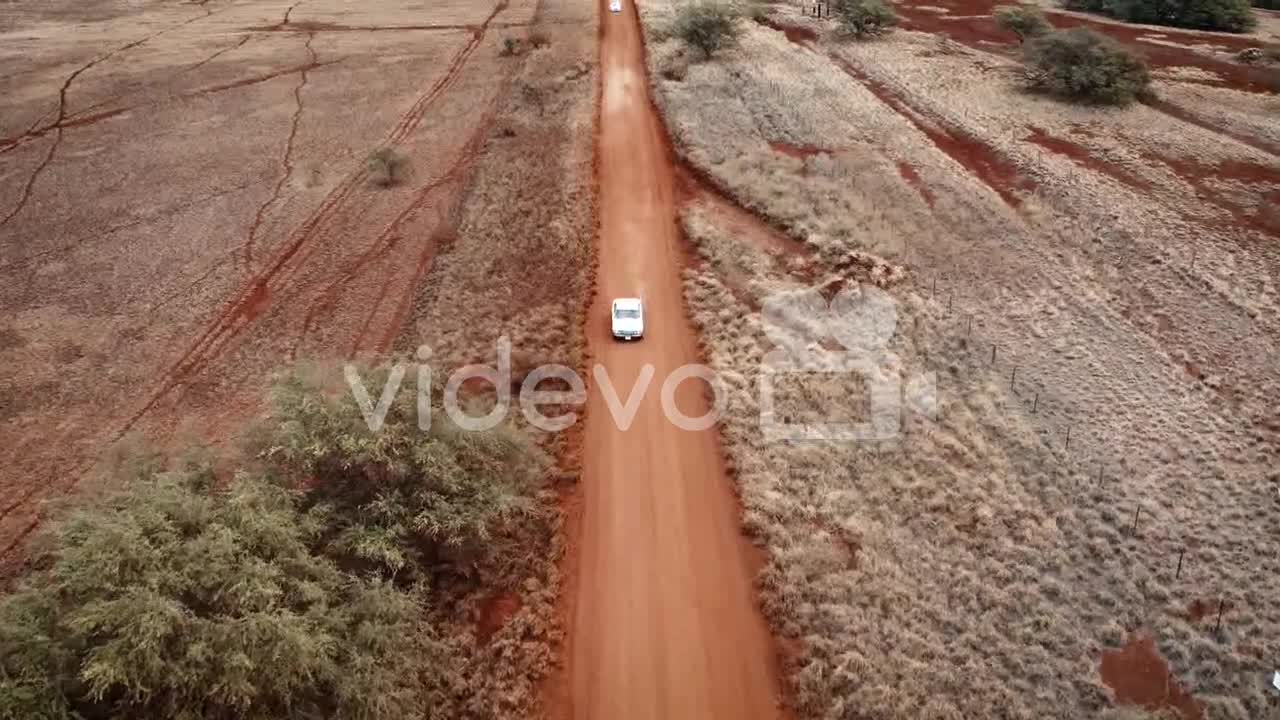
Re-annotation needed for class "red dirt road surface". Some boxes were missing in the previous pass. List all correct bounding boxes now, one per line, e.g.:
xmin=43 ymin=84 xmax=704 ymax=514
xmin=566 ymin=1 xmax=784 ymax=718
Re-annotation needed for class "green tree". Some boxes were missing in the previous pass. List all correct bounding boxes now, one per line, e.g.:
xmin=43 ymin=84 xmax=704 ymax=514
xmin=1063 ymin=0 xmax=1256 ymax=32
xmin=835 ymin=0 xmax=899 ymax=38
xmin=1023 ymin=28 xmax=1152 ymax=104
xmin=260 ymin=368 xmax=545 ymax=580
xmin=994 ymin=4 xmax=1052 ymax=42
xmin=0 ymin=470 xmax=425 ymax=720
xmin=673 ymin=2 xmax=744 ymax=58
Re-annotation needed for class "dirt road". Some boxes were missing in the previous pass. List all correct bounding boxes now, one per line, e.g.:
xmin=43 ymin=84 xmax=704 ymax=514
xmin=567 ymin=1 xmax=784 ymax=717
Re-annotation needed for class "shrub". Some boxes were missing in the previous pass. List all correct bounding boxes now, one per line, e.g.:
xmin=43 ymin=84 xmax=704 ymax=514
xmin=1254 ymin=0 xmax=1279 ymax=8
xmin=0 ymin=468 xmax=425 ymax=720
xmin=994 ymin=4 xmax=1053 ymax=41
xmin=260 ymin=368 xmax=545 ymax=581
xmin=366 ymin=148 xmax=407 ymax=187
xmin=834 ymin=0 xmax=899 ymax=38
xmin=745 ymin=0 xmax=771 ymax=22
xmin=500 ymin=36 xmax=519 ymax=55
xmin=672 ymin=2 xmax=743 ymax=59
xmin=1062 ymin=0 xmax=1257 ymax=33
xmin=1235 ymin=46 xmax=1267 ymax=62
xmin=1023 ymin=28 xmax=1151 ymax=104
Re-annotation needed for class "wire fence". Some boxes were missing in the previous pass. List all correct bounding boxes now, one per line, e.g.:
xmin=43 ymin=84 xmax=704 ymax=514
xmin=895 ymin=266 xmax=1270 ymax=644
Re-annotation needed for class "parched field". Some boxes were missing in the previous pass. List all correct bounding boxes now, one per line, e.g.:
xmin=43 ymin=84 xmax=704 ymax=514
xmin=640 ymin=0 xmax=1279 ymax=718
xmin=0 ymin=0 xmax=596 ymax=712
xmin=0 ymin=0 xmax=592 ymax=547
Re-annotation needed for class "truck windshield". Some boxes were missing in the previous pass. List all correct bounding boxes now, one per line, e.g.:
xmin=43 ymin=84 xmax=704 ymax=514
xmin=615 ymin=308 xmax=640 ymax=319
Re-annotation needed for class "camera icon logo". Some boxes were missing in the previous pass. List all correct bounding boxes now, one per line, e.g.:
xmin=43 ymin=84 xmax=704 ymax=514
xmin=758 ymin=283 xmax=935 ymax=442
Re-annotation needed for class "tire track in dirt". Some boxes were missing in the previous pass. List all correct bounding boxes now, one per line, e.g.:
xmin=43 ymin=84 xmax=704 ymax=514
xmin=830 ymin=53 xmax=1037 ymax=208
xmin=0 ymin=519 xmax=40 ymax=560
xmin=276 ymin=19 xmax=491 ymax=289
xmin=0 ymin=37 xmax=275 ymax=153
xmin=180 ymin=33 xmax=254 ymax=76
xmin=286 ymin=3 xmax=512 ymax=353
xmin=0 ymin=7 xmax=222 ymax=167
xmin=242 ymin=32 xmax=317 ymax=266
xmin=295 ymin=88 xmax=506 ymax=357
xmin=1141 ymin=97 xmax=1280 ymax=159
xmin=250 ymin=21 xmax=501 ymax=33
xmin=0 ymin=110 xmax=57 ymax=157
xmin=0 ymin=180 xmax=259 ymax=274
xmin=117 ymin=0 xmax=512 ymax=435
xmin=760 ymin=22 xmax=1038 ymax=210
xmin=388 ymin=0 xmax=510 ymax=143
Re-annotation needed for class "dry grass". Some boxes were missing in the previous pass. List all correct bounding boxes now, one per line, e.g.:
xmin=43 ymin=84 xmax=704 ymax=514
xmin=643 ymin=0 xmax=1280 ymax=718
xmin=387 ymin=0 xmax=598 ymax=717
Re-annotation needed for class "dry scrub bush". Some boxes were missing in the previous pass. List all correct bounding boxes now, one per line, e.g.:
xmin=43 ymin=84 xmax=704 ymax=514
xmin=1063 ymin=0 xmax=1257 ymax=32
xmin=0 ymin=467 xmax=425 ymax=720
xmin=1236 ymin=45 xmax=1280 ymax=64
xmin=366 ymin=147 xmax=407 ymax=187
xmin=994 ymin=4 xmax=1052 ymax=42
xmin=835 ymin=0 xmax=898 ymax=38
xmin=1023 ymin=28 xmax=1152 ymax=105
xmin=673 ymin=2 xmax=744 ymax=58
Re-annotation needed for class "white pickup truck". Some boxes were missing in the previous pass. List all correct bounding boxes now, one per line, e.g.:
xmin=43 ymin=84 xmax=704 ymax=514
xmin=610 ymin=298 xmax=644 ymax=340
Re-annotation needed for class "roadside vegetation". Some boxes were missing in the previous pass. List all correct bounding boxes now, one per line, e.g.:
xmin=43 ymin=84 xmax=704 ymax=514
xmin=639 ymin=0 xmax=1280 ymax=717
xmin=673 ymin=1 xmax=744 ymax=58
xmin=994 ymin=4 xmax=1053 ymax=41
xmin=1023 ymin=27 xmax=1152 ymax=104
xmin=835 ymin=0 xmax=899 ymax=38
xmin=0 ymin=366 xmax=558 ymax=720
xmin=1062 ymin=0 xmax=1258 ymax=33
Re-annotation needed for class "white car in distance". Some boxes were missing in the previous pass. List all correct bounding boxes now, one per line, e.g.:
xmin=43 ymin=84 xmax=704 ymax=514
xmin=609 ymin=0 xmax=622 ymax=12
xmin=611 ymin=298 xmax=644 ymax=341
